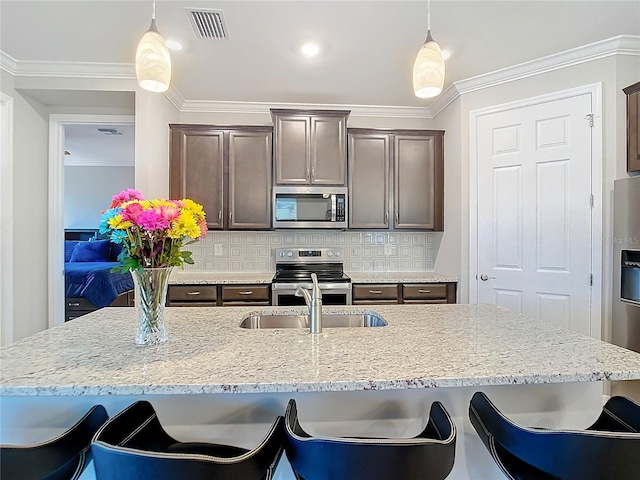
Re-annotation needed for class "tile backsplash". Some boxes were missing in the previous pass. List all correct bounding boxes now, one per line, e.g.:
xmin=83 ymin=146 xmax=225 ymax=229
xmin=184 ymin=231 xmax=441 ymax=273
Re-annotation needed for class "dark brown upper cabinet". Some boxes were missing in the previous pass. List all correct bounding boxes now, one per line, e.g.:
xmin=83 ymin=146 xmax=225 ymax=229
xmin=271 ymin=109 xmax=350 ymax=186
xmin=624 ymin=81 xmax=640 ymax=173
xmin=169 ymin=125 xmax=272 ymax=230
xmin=348 ymin=128 xmax=444 ymax=231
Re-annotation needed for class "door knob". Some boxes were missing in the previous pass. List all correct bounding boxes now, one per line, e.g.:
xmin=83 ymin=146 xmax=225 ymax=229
xmin=479 ymin=274 xmax=496 ymax=281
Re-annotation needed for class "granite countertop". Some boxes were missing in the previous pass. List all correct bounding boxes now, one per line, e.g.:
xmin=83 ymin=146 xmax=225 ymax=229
xmin=2 ymin=304 xmax=639 ymax=396
xmin=169 ymin=271 xmax=274 ymax=284
xmin=347 ymin=272 xmax=458 ymax=283
xmin=169 ymin=271 xmax=458 ymax=285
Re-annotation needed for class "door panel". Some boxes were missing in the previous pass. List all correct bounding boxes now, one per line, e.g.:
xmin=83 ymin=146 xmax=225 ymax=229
xmin=228 ymin=130 xmax=272 ymax=229
xmin=476 ymin=93 xmax=592 ymax=336
xmin=394 ymin=135 xmax=437 ymax=229
xmin=274 ymin=115 xmax=309 ymax=184
xmin=348 ymin=132 xmax=390 ymax=229
xmin=311 ymin=116 xmax=346 ymax=185
xmin=170 ymin=129 xmax=224 ymax=230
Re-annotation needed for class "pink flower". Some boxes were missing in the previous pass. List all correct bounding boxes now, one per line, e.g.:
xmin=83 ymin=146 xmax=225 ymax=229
xmin=198 ymin=219 xmax=207 ymax=239
xmin=110 ymin=189 xmax=144 ymax=208
xmin=121 ymin=202 xmax=144 ymax=223
xmin=159 ymin=204 xmax=181 ymax=223
xmin=137 ymin=210 xmax=170 ymax=231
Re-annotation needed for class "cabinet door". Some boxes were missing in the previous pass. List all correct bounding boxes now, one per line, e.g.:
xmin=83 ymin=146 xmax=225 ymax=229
xmin=624 ymin=82 xmax=640 ymax=173
xmin=273 ymin=114 xmax=310 ymax=184
xmin=170 ymin=128 xmax=225 ymax=230
xmin=394 ymin=134 xmax=444 ymax=230
xmin=348 ymin=131 xmax=390 ymax=229
xmin=228 ymin=130 xmax=272 ymax=229
xmin=311 ymin=115 xmax=347 ymax=185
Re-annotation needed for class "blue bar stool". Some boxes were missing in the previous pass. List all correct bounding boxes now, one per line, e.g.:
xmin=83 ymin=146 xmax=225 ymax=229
xmin=91 ymin=400 xmax=284 ymax=479
xmin=0 ymin=405 xmax=108 ymax=480
xmin=284 ymin=398 xmax=456 ymax=480
xmin=469 ymin=392 xmax=640 ymax=479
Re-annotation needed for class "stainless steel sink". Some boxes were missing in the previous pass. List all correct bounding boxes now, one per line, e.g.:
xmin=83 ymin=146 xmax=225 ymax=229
xmin=239 ymin=312 xmax=388 ymax=329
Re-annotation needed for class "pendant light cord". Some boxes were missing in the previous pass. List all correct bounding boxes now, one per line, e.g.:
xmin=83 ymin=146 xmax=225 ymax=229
xmin=152 ymin=0 xmax=156 ymax=21
xmin=427 ymin=0 xmax=431 ymax=31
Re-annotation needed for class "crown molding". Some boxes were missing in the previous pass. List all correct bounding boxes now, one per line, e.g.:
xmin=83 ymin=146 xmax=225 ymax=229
xmin=179 ymin=99 xmax=434 ymax=119
xmin=455 ymin=34 xmax=640 ymax=95
xmin=0 ymin=53 xmax=134 ymax=79
xmin=2 ymin=34 xmax=638 ymax=118
xmin=427 ymin=84 xmax=460 ymax=118
xmin=0 ymin=51 xmax=18 ymax=75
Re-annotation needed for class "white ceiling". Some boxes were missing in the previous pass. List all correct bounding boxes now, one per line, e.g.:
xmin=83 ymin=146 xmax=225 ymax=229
xmin=64 ymin=124 xmax=135 ymax=167
xmin=1 ymin=1 xmax=639 ymax=109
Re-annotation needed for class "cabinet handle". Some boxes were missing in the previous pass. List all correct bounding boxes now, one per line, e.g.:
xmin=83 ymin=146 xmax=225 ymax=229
xmin=418 ymin=289 xmax=431 ymax=293
xmin=68 ymin=302 xmax=80 ymax=307
xmin=385 ymin=212 xmax=388 ymax=225
xmin=238 ymin=291 xmax=253 ymax=295
xmin=229 ymin=212 xmax=232 ymax=222
xmin=218 ymin=210 xmax=222 ymax=222
xmin=306 ymin=167 xmax=310 ymax=180
xmin=186 ymin=291 xmax=201 ymax=296
xmin=369 ymin=290 xmax=383 ymax=294
xmin=395 ymin=212 xmax=399 ymax=224
xmin=311 ymin=167 xmax=315 ymax=180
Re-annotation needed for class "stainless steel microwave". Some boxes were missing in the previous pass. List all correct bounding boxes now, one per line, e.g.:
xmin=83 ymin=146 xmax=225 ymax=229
xmin=273 ymin=186 xmax=347 ymax=229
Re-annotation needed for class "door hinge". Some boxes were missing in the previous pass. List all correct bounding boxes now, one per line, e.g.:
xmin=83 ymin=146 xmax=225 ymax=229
xmin=585 ymin=113 xmax=594 ymax=127
xmin=589 ymin=194 xmax=594 ymax=208
xmin=590 ymin=274 xmax=593 ymax=286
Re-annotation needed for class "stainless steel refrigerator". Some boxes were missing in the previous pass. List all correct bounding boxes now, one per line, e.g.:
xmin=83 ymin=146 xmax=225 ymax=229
xmin=611 ymin=176 xmax=640 ymax=399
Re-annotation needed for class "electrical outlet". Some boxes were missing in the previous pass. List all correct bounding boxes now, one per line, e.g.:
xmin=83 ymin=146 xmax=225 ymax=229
xmin=214 ymin=244 xmax=223 ymax=256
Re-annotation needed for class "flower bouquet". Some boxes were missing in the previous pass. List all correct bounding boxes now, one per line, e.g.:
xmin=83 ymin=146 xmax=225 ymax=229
xmin=100 ymin=189 xmax=207 ymax=345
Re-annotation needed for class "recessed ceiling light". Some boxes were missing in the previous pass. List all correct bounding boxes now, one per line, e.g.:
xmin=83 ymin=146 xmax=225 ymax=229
xmin=441 ymin=50 xmax=451 ymax=60
xmin=165 ymin=39 xmax=183 ymax=51
xmin=301 ymin=42 xmax=320 ymax=57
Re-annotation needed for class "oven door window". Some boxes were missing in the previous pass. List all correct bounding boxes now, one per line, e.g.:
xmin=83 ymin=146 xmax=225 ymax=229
xmin=275 ymin=292 xmax=349 ymax=306
xmin=274 ymin=195 xmax=333 ymax=222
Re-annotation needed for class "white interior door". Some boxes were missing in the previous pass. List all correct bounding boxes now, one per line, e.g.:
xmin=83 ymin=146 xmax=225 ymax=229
xmin=474 ymin=93 xmax=593 ymax=336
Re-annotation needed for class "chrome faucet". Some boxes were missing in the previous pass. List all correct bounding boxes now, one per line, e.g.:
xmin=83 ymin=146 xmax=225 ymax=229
xmin=295 ymin=273 xmax=323 ymax=334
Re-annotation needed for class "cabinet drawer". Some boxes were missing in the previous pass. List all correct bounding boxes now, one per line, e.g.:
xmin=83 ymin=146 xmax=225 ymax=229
xmin=222 ymin=285 xmax=270 ymax=302
xmin=66 ymin=298 xmax=95 ymax=311
xmin=403 ymin=299 xmax=448 ymax=304
xmin=167 ymin=301 xmax=218 ymax=307
xmin=353 ymin=284 xmax=399 ymax=301
xmin=168 ymin=285 xmax=217 ymax=302
xmin=402 ymin=284 xmax=448 ymax=300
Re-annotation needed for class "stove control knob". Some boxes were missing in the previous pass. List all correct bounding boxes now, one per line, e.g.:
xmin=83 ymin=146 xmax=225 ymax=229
xmin=327 ymin=251 xmax=333 ymax=257
xmin=279 ymin=251 xmax=285 ymax=257
xmin=286 ymin=251 xmax=293 ymax=257
xmin=335 ymin=251 xmax=341 ymax=257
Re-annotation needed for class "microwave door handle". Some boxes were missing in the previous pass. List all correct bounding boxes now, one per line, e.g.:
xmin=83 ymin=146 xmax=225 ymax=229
xmin=331 ymin=195 xmax=337 ymax=222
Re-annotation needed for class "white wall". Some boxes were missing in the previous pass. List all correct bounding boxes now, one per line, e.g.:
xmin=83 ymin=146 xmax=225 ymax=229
xmin=64 ymin=166 xmax=135 ymax=229
xmin=135 ymin=90 xmax=180 ymax=199
xmin=453 ymin=54 xmax=639 ymax=337
xmin=1 ymin=69 xmax=50 ymax=340
xmin=432 ymin=97 xmax=462 ymax=296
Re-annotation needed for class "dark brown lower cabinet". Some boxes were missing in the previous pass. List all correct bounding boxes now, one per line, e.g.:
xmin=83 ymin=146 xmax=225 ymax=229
xmin=167 ymin=284 xmax=270 ymax=307
xmin=65 ymin=291 xmax=134 ymax=321
xmin=353 ymin=282 xmax=457 ymax=305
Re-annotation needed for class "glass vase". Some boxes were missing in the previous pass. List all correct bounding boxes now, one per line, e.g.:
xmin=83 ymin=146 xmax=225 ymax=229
xmin=131 ymin=267 xmax=172 ymax=346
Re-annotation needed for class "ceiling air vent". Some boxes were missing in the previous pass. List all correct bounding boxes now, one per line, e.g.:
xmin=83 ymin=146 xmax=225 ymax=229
xmin=186 ymin=8 xmax=228 ymax=40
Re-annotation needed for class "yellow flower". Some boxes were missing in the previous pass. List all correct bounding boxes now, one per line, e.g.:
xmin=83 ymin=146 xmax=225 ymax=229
xmin=107 ymin=214 xmax=133 ymax=230
xmin=169 ymin=211 xmax=200 ymax=239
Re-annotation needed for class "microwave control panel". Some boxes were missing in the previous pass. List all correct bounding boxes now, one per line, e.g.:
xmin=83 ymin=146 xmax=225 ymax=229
xmin=336 ymin=196 xmax=345 ymax=222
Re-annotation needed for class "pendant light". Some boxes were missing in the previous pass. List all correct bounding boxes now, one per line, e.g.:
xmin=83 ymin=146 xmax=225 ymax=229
xmin=412 ymin=0 xmax=445 ymax=98
xmin=135 ymin=1 xmax=171 ymax=93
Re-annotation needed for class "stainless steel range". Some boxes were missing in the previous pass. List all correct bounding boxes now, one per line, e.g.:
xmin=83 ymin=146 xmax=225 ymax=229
xmin=271 ymin=248 xmax=352 ymax=306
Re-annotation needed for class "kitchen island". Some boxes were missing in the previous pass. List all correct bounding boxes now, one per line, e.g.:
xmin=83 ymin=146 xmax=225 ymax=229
xmin=2 ymin=304 xmax=640 ymax=478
